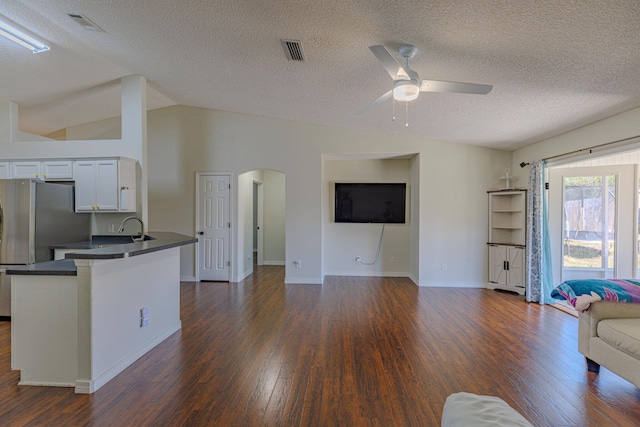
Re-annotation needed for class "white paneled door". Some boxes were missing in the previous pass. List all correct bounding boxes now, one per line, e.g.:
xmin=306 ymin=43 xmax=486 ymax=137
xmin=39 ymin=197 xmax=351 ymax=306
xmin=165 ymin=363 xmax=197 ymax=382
xmin=197 ymin=174 xmax=231 ymax=281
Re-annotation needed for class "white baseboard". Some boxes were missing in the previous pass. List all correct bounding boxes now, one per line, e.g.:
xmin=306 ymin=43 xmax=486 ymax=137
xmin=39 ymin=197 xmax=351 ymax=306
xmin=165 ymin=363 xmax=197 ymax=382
xmin=284 ymin=277 xmax=323 ymax=285
xmin=263 ymin=261 xmax=285 ymax=266
xmin=235 ymin=269 xmax=253 ymax=282
xmin=18 ymin=380 xmax=75 ymax=387
xmin=180 ymin=275 xmax=196 ymax=282
xmin=417 ymin=281 xmax=486 ymax=288
xmin=75 ymin=321 xmax=181 ymax=394
xmin=325 ymin=271 xmax=411 ymax=278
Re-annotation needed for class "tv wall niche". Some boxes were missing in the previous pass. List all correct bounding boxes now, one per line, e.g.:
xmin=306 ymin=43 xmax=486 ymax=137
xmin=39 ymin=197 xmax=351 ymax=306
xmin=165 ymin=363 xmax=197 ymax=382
xmin=335 ymin=183 xmax=406 ymax=224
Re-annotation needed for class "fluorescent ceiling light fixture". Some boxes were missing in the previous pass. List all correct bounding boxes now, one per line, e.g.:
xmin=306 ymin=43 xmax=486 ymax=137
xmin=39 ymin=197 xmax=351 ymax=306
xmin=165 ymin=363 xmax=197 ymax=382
xmin=0 ymin=19 xmax=50 ymax=53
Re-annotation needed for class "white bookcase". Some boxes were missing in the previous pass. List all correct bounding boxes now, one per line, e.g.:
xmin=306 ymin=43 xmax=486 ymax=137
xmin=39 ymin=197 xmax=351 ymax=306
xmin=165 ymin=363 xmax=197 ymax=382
xmin=487 ymin=190 xmax=526 ymax=295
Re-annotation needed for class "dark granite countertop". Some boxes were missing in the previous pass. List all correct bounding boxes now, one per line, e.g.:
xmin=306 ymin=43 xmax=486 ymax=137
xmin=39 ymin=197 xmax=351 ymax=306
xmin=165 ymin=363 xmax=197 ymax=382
xmin=7 ymin=232 xmax=197 ymax=276
xmin=65 ymin=232 xmax=196 ymax=260
xmin=6 ymin=259 xmax=78 ymax=276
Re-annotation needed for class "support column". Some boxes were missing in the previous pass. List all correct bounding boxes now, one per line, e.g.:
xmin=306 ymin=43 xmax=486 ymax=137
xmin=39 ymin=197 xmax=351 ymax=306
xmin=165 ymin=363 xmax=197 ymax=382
xmin=121 ymin=75 xmax=148 ymax=229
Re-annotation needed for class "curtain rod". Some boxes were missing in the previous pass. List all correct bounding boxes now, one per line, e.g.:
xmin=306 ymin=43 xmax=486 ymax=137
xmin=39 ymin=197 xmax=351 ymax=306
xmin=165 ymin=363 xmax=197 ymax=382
xmin=519 ymin=134 xmax=640 ymax=168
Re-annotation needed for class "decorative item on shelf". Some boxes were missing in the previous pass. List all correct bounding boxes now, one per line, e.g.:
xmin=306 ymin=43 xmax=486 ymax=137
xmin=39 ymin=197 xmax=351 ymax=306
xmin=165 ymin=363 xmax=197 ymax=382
xmin=499 ymin=168 xmax=516 ymax=190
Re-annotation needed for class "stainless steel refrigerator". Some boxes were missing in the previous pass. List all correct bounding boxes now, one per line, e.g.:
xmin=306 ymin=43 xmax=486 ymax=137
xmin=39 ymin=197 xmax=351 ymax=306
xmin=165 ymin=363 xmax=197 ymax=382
xmin=0 ymin=179 xmax=91 ymax=316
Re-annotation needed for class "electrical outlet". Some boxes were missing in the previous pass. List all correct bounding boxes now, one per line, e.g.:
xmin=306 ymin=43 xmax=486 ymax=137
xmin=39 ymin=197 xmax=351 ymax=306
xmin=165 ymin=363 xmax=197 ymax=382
xmin=441 ymin=263 xmax=447 ymax=271
xmin=390 ymin=256 xmax=396 ymax=263
xmin=108 ymin=224 xmax=115 ymax=232
xmin=294 ymin=260 xmax=302 ymax=268
xmin=355 ymin=256 xmax=361 ymax=263
xmin=140 ymin=307 xmax=149 ymax=327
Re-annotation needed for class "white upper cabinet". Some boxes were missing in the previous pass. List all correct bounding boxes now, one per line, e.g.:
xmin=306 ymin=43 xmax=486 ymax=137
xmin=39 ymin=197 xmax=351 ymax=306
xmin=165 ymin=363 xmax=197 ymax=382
xmin=41 ymin=161 xmax=73 ymax=180
xmin=11 ymin=161 xmax=42 ymax=179
xmin=73 ymin=158 xmax=136 ymax=213
xmin=0 ymin=162 xmax=9 ymax=179
xmin=0 ymin=157 xmax=136 ymax=212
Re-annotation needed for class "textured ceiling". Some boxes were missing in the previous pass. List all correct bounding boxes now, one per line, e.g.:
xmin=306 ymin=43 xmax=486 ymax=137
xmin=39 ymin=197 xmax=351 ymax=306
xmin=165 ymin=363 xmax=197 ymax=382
xmin=2 ymin=1 xmax=640 ymax=150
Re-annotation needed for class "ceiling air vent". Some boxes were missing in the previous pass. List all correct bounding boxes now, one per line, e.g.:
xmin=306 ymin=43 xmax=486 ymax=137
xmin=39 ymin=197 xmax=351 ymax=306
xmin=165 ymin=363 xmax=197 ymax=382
xmin=67 ymin=13 xmax=104 ymax=32
xmin=281 ymin=39 xmax=305 ymax=62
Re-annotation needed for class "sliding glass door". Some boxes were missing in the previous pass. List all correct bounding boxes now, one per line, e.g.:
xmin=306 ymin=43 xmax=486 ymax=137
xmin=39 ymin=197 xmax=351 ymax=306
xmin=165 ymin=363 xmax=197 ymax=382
xmin=549 ymin=165 xmax=637 ymax=285
xmin=561 ymin=175 xmax=616 ymax=280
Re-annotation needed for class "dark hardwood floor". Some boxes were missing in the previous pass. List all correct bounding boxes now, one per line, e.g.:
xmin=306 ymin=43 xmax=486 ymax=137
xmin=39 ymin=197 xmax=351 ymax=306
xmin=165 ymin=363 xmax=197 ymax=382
xmin=1 ymin=264 xmax=639 ymax=426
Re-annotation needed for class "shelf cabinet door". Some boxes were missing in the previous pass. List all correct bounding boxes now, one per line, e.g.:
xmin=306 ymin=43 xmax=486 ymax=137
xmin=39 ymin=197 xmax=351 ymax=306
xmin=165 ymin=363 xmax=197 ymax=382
xmin=489 ymin=245 xmax=507 ymax=285
xmin=507 ymin=246 xmax=525 ymax=288
xmin=488 ymin=244 xmax=525 ymax=290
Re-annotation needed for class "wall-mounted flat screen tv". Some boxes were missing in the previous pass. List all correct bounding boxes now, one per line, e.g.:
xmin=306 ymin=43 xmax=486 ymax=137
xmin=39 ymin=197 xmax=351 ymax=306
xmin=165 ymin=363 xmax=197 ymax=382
xmin=335 ymin=183 xmax=406 ymax=223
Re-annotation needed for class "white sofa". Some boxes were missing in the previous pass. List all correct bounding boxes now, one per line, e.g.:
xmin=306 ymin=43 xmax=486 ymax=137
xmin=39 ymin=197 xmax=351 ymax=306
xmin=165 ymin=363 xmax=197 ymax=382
xmin=578 ymin=301 xmax=640 ymax=387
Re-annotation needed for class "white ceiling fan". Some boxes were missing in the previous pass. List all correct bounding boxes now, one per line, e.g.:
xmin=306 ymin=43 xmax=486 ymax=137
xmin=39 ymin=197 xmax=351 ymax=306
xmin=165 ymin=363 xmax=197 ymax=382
xmin=359 ymin=44 xmax=493 ymax=114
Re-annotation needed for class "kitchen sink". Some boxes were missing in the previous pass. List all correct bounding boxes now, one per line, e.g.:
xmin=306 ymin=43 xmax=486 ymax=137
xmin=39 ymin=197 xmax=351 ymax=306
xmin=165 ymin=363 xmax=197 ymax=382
xmin=90 ymin=234 xmax=155 ymax=246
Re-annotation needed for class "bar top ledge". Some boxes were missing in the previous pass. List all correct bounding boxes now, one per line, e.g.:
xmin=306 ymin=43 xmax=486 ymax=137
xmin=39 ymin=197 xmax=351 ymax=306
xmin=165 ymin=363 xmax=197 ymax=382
xmin=7 ymin=232 xmax=197 ymax=276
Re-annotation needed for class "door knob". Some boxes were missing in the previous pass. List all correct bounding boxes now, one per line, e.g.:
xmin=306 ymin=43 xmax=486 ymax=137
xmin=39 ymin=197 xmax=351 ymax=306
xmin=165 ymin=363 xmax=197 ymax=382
xmin=198 ymin=231 xmax=204 ymax=235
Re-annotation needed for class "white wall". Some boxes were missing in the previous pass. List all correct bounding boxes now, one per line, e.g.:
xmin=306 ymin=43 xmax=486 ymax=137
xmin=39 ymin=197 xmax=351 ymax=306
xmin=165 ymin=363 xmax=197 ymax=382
xmin=22 ymin=99 xmax=510 ymax=286
xmin=238 ymin=170 xmax=263 ymax=279
xmin=513 ymin=106 xmax=640 ymax=172
xmin=235 ymin=169 xmax=286 ymax=278
xmin=263 ymin=170 xmax=286 ymax=265
xmin=12 ymin=84 xmax=640 ymax=287
xmin=324 ymin=159 xmax=411 ymax=276
xmin=416 ymin=142 xmax=510 ymax=287
xmin=140 ymin=105 xmax=509 ymax=286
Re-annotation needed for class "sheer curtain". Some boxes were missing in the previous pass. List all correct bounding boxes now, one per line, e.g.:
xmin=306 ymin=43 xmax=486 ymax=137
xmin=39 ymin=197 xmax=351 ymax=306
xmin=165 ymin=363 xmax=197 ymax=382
xmin=526 ymin=160 xmax=554 ymax=303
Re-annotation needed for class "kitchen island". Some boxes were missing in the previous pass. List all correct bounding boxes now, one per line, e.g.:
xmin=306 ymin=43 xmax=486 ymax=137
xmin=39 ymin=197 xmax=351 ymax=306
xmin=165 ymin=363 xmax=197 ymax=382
xmin=8 ymin=232 xmax=196 ymax=394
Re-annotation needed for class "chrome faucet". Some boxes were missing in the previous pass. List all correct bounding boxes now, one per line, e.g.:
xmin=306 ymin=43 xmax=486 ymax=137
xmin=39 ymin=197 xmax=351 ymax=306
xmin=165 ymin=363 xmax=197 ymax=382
xmin=117 ymin=216 xmax=144 ymax=239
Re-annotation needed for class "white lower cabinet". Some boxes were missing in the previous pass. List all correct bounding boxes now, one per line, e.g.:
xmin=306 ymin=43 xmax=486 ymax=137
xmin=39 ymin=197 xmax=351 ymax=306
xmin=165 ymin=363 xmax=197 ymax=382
xmin=488 ymin=244 xmax=525 ymax=295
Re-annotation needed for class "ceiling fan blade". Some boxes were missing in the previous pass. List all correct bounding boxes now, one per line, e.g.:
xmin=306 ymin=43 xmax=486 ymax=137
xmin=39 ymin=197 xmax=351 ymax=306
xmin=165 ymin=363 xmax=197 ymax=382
xmin=369 ymin=45 xmax=412 ymax=80
xmin=420 ymin=79 xmax=493 ymax=94
xmin=357 ymin=90 xmax=393 ymax=115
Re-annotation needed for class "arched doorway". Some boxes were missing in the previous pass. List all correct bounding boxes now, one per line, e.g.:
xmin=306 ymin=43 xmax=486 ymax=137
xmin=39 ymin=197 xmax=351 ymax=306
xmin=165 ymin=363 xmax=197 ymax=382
xmin=238 ymin=169 xmax=285 ymax=280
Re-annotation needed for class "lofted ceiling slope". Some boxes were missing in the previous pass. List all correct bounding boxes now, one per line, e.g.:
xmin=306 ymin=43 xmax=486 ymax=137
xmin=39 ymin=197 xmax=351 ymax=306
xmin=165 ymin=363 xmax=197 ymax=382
xmin=2 ymin=0 xmax=640 ymax=150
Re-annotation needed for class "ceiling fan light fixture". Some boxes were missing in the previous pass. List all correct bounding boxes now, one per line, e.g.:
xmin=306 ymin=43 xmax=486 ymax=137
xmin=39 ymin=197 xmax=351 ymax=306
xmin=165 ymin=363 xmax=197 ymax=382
xmin=393 ymin=80 xmax=419 ymax=101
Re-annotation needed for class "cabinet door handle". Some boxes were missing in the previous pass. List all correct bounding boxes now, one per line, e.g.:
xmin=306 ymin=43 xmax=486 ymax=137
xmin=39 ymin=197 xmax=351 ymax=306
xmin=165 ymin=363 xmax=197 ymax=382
xmin=503 ymin=261 xmax=507 ymax=270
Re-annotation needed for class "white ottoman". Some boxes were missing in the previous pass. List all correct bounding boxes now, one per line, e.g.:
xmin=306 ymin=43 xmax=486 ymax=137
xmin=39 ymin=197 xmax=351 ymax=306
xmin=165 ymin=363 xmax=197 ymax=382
xmin=442 ymin=392 xmax=534 ymax=427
